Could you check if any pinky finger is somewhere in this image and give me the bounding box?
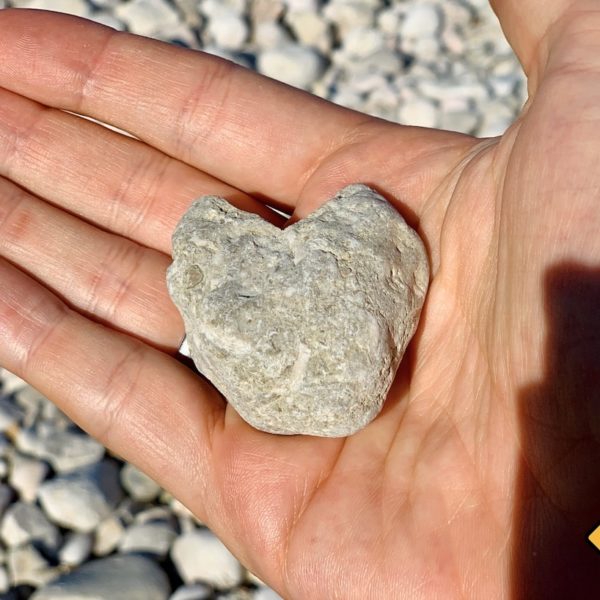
[0,257,223,517]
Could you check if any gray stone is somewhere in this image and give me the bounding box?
[254,587,284,600]
[31,555,170,600]
[7,543,59,587]
[15,426,104,473]
[38,461,123,532]
[0,483,14,519]
[169,584,212,600]
[0,396,23,432]
[0,564,8,594]
[1,502,61,554]
[167,184,429,437]
[120,463,161,503]
[118,522,176,558]
[170,529,244,588]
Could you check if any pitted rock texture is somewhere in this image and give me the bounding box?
[167,184,429,437]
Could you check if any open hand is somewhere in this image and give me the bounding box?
[0,4,598,597]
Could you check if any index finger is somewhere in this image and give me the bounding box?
[0,9,365,209]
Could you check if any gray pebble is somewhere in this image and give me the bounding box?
[16,426,104,473]
[12,0,90,16]
[169,583,212,600]
[171,529,244,588]
[167,185,429,437]
[118,522,176,558]
[7,543,58,587]
[0,397,23,433]
[1,502,61,554]
[38,461,123,532]
[31,555,170,600]
[120,463,161,503]
[114,0,180,37]
[0,564,8,594]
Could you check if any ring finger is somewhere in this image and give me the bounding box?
[0,176,182,350]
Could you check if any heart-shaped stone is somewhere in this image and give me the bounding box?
[167,184,429,437]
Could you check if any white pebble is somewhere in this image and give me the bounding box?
[58,532,93,567]
[253,21,291,49]
[323,0,374,35]
[0,565,8,594]
[258,46,325,89]
[169,584,212,600]
[94,515,125,556]
[401,3,441,38]
[341,27,385,59]
[0,370,28,394]
[11,0,89,17]
[399,97,438,128]
[254,587,284,600]
[114,0,180,37]
[171,529,244,588]
[286,11,331,52]
[7,543,58,587]
[9,453,49,502]
[209,12,248,51]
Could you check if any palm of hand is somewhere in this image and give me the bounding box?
[0,8,598,600]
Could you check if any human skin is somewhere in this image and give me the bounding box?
[0,3,598,598]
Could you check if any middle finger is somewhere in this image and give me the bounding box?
[0,87,286,255]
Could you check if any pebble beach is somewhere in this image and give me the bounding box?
[0,1,526,598]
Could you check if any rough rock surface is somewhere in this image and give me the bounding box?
[167,184,429,436]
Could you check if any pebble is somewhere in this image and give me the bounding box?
[0,457,7,478]
[0,565,8,594]
[0,397,23,432]
[118,522,177,558]
[254,587,284,600]
[257,45,325,89]
[253,21,291,49]
[114,0,180,37]
[209,12,248,51]
[12,0,90,17]
[7,543,58,587]
[31,555,170,600]
[401,3,442,39]
[341,27,385,59]
[93,515,125,556]
[120,463,161,503]
[38,460,123,532]
[0,370,28,395]
[399,97,439,128]
[0,484,14,518]
[169,583,212,600]
[286,11,331,52]
[16,426,105,473]
[58,532,93,567]
[171,529,244,588]
[1,502,61,555]
[9,452,49,502]
[323,1,375,35]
